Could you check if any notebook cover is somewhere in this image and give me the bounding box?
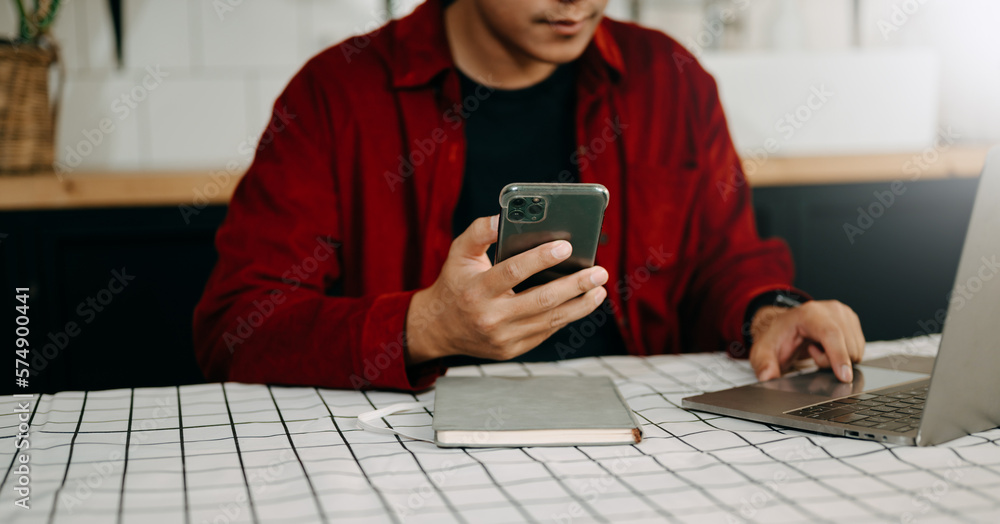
[431,376,641,436]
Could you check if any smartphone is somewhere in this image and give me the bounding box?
[495,183,610,292]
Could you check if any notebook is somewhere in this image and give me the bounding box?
[432,376,643,447]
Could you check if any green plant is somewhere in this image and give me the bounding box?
[12,0,62,41]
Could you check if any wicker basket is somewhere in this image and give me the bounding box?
[0,39,60,175]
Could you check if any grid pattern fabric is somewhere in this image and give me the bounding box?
[1,335,999,524]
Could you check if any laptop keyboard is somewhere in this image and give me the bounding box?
[786,384,928,434]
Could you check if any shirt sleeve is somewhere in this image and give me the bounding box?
[192,60,444,391]
[682,70,810,358]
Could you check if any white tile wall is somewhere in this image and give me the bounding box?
[742,0,854,51]
[252,73,299,135]
[71,0,118,71]
[0,2,12,28]
[57,75,146,172]
[306,0,386,52]
[644,0,855,53]
[859,0,939,47]
[147,77,249,169]
[123,0,193,70]
[858,0,1000,143]
[642,1,704,50]
[391,0,423,19]
[48,0,86,71]
[2,0,382,171]
[795,0,853,50]
[604,0,635,21]
[198,1,300,70]
[1,0,996,173]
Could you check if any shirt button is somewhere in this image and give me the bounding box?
[578,145,588,156]
[599,233,609,245]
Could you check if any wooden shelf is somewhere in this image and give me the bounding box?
[0,171,238,211]
[0,146,993,211]
[745,146,992,187]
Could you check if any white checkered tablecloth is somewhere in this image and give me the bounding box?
[2,335,999,524]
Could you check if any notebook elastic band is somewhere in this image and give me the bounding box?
[355,402,435,443]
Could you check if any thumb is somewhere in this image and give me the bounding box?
[452,215,499,258]
[751,343,781,382]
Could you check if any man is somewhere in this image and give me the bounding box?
[193,0,866,391]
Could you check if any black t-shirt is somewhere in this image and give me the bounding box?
[445,63,627,366]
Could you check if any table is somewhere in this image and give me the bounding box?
[2,336,998,524]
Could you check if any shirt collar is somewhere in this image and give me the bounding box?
[389,0,625,90]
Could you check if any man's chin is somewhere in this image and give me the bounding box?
[526,39,593,65]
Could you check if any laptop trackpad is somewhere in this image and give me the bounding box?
[751,365,930,399]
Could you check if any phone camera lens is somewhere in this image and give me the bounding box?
[511,198,525,207]
[509,210,525,220]
[527,204,543,215]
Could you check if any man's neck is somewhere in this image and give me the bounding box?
[444,0,558,90]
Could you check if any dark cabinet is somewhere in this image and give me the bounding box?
[2,206,227,394]
[753,178,978,342]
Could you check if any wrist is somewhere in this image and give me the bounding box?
[749,305,788,345]
[743,290,810,348]
[404,289,434,365]
[404,288,448,366]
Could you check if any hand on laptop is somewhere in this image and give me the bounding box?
[405,215,608,365]
[748,300,865,383]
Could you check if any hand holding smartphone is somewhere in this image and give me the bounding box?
[495,183,609,292]
[404,184,610,364]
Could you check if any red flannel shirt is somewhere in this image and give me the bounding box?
[192,0,799,391]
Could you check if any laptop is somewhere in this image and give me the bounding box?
[682,146,1000,446]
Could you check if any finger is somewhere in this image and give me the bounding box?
[508,266,609,320]
[827,302,866,364]
[842,304,868,365]
[834,304,867,365]
[802,318,853,382]
[783,340,813,373]
[451,215,499,259]
[808,343,830,368]
[483,240,573,295]
[750,342,782,382]
[789,339,812,362]
[849,309,866,362]
[519,285,607,336]
[835,308,861,370]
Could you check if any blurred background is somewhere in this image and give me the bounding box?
[2,0,999,171]
[1,0,998,393]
